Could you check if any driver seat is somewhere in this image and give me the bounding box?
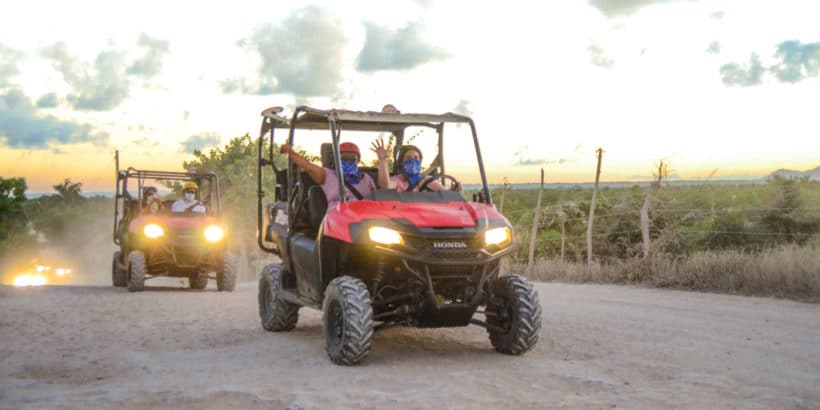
[306,186,327,234]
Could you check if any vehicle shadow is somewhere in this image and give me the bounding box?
[279,320,499,365]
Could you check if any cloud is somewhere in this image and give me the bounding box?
[0,88,108,148]
[357,22,448,72]
[452,99,472,116]
[127,33,170,78]
[720,53,764,87]
[40,35,169,111]
[513,146,575,167]
[226,7,345,97]
[719,40,820,87]
[588,0,685,17]
[706,41,720,54]
[770,40,820,84]
[588,43,614,68]
[41,43,129,110]
[130,136,160,147]
[0,44,24,87]
[180,132,221,153]
[36,93,59,108]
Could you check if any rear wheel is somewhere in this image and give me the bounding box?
[189,275,208,290]
[127,251,146,292]
[112,251,127,287]
[322,276,373,366]
[217,252,237,292]
[486,275,541,355]
[258,264,299,331]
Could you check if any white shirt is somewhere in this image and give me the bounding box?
[171,199,206,213]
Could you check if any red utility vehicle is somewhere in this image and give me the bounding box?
[256,106,541,365]
[112,156,236,292]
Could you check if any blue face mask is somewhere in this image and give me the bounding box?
[341,160,361,184]
[402,158,422,186]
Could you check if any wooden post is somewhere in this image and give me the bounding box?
[641,160,664,259]
[560,219,566,263]
[527,168,544,276]
[587,148,603,268]
[640,192,651,258]
[499,177,509,213]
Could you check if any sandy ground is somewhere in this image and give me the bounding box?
[1,280,818,410]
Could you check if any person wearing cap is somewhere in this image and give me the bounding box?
[279,141,376,209]
[171,181,206,213]
[141,186,164,215]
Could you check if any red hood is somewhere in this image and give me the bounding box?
[323,200,507,243]
[128,215,222,233]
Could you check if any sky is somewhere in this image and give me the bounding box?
[1,0,819,192]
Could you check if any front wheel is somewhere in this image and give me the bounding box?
[217,252,237,292]
[258,264,299,331]
[322,276,373,366]
[486,275,541,355]
[127,251,146,292]
[112,251,127,287]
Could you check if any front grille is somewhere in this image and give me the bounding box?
[404,235,482,259]
[406,236,482,251]
[171,228,201,245]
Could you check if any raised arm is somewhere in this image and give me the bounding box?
[370,136,396,189]
[280,143,326,185]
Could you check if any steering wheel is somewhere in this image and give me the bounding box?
[418,174,460,192]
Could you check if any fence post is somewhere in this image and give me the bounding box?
[499,177,510,213]
[640,192,651,258]
[527,168,544,276]
[587,148,603,268]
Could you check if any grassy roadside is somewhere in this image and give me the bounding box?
[511,245,820,301]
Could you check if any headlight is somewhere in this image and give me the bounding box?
[369,227,403,245]
[204,225,224,242]
[484,227,511,247]
[144,223,164,238]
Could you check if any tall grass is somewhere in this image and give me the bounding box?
[511,245,820,299]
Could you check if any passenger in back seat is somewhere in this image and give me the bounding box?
[280,142,376,209]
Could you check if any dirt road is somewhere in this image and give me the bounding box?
[1,280,818,409]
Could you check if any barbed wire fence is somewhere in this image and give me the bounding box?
[496,160,819,268]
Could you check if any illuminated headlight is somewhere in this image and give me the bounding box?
[369,227,403,245]
[14,274,46,287]
[204,226,224,242]
[144,223,164,238]
[55,268,71,276]
[484,227,511,247]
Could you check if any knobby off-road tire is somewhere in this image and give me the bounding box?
[217,252,237,292]
[322,276,373,366]
[127,250,146,292]
[487,274,541,355]
[258,264,299,331]
[112,251,127,287]
[189,275,208,290]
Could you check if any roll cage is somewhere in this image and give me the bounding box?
[113,152,221,245]
[256,106,494,254]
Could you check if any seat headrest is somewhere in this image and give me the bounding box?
[320,143,334,169]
